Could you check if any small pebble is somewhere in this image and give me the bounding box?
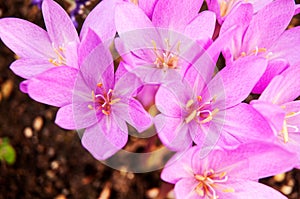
[51,161,59,170]
[24,127,33,138]
[167,190,175,198]
[33,116,43,131]
[281,185,293,195]
[47,147,55,157]
[146,188,159,198]
[127,172,134,180]
[54,194,66,199]
[98,183,111,199]
[273,173,285,182]
[46,170,56,180]
[1,79,14,99]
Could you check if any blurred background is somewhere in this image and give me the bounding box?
[0,0,300,198]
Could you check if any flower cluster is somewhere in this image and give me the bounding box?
[1,0,300,198]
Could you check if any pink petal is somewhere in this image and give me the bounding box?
[138,0,158,19]
[154,114,192,151]
[260,67,300,104]
[219,103,275,146]
[252,59,289,94]
[251,100,286,133]
[184,11,216,41]
[152,0,203,31]
[174,178,199,199]
[221,180,287,199]
[115,2,154,34]
[205,56,267,108]
[114,72,142,97]
[80,44,114,90]
[161,147,197,184]
[78,28,102,67]
[269,26,300,66]
[27,66,78,107]
[80,0,119,42]
[99,115,128,150]
[42,0,79,46]
[243,0,294,51]
[228,143,296,180]
[55,104,76,130]
[155,82,190,117]
[10,58,53,79]
[81,122,127,160]
[113,99,152,133]
[220,3,253,35]
[0,18,53,58]
[251,0,274,13]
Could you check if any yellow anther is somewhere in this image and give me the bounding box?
[88,104,93,110]
[102,110,110,116]
[240,52,247,57]
[110,98,121,105]
[197,96,202,102]
[151,40,157,51]
[223,188,235,193]
[219,172,227,179]
[97,83,103,88]
[185,110,197,123]
[186,99,194,108]
[91,90,95,101]
[282,120,289,143]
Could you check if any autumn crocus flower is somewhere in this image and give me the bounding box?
[154,56,272,152]
[251,66,300,167]
[55,43,152,160]
[161,143,296,199]
[219,0,300,93]
[114,1,220,84]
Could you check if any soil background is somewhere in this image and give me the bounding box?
[0,0,300,199]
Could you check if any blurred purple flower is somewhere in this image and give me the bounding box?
[161,143,296,199]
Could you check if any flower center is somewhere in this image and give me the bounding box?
[239,46,273,59]
[152,39,180,71]
[49,43,67,66]
[184,96,219,124]
[194,169,234,199]
[88,83,120,116]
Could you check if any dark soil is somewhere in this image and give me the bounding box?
[0,0,299,199]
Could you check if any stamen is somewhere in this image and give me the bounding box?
[185,110,197,123]
[97,83,103,88]
[186,99,194,108]
[194,169,233,198]
[197,96,202,102]
[281,120,289,143]
[88,104,93,110]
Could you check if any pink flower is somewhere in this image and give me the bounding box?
[154,56,272,152]
[219,0,300,93]
[55,43,152,160]
[0,0,119,106]
[251,66,300,167]
[161,143,296,199]
[114,1,221,84]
